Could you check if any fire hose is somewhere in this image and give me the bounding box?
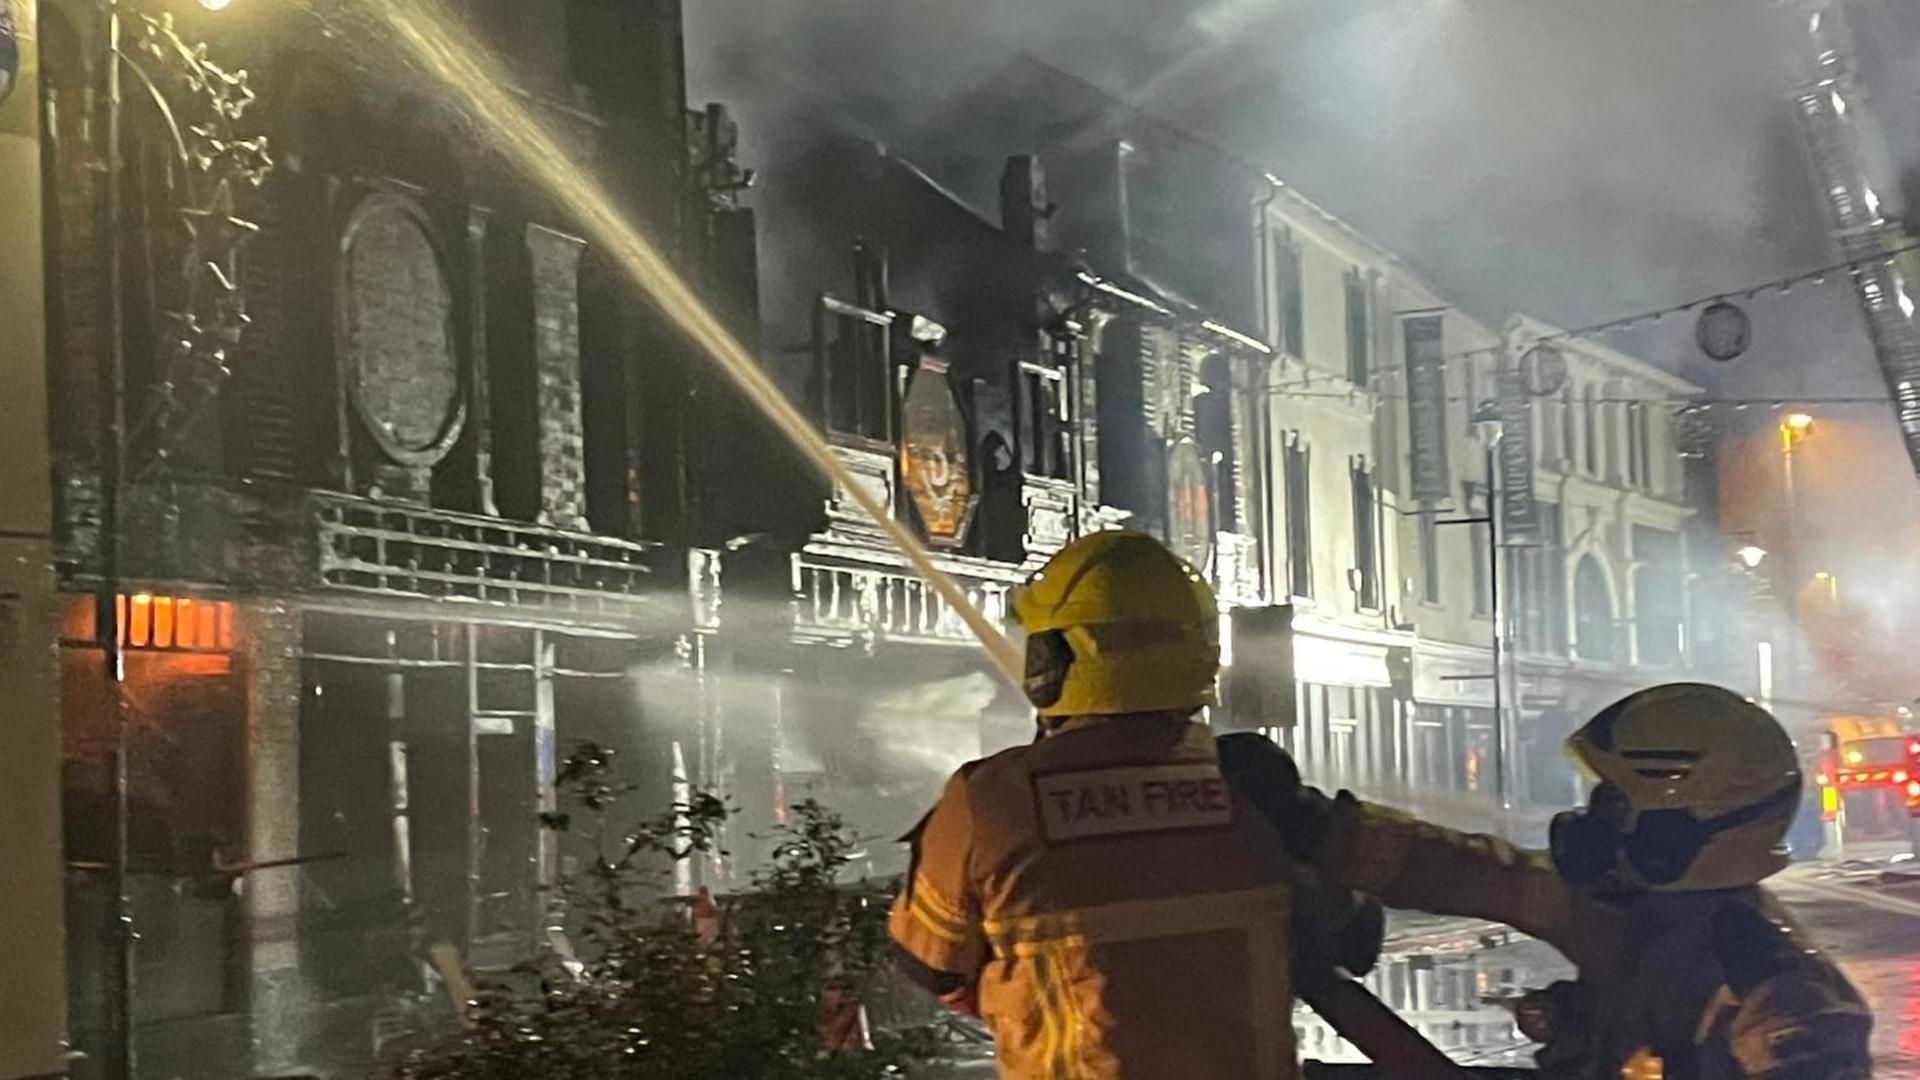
[1297,967,1527,1080]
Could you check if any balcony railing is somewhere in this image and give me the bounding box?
[314,492,664,617]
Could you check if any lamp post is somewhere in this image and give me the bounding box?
[1470,401,1510,816]
[1778,412,1814,719]
[99,4,134,1078]
[98,4,251,1076]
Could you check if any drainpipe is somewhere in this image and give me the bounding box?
[1252,176,1282,595]
[1253,174,1282,347]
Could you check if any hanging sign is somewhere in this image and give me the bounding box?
[1695,301,1751,361]
[1403,315,1451,505]
[1497,362,1540,543]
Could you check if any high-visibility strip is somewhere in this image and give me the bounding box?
[983,885,1289,955]
[912,875,972,930]
[1046,939,1093,1078]
[903,898,968,945]
[1028,944,1071,1080]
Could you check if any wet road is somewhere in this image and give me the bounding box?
[1776,863,1920,1076]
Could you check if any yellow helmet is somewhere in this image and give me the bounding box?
[1010,530,1219,717]
[1553,683,1802,891]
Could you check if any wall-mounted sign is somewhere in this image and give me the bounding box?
[1166,438,1213,571]
[1403,315,1451,505]
[1496,362,1540,543]
[899,356,977,547]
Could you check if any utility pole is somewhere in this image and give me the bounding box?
[99,2,137,1077]
[1431,427,1508,821]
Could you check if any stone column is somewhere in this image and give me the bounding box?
[527,225,589,530]
[237,602,309,1073]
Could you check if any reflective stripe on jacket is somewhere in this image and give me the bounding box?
[889,717,1309,1080]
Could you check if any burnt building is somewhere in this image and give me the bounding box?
[680,96,1290,874]
[34,0,755,1075]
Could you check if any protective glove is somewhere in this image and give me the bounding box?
[1215,731,1339,861]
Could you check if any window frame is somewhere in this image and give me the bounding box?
[1284,436,1313,601]
[1344,269,1370,386]
[1350,459,1380,611]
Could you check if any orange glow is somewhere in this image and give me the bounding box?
[128,595,152,647]
[70,594,237,651]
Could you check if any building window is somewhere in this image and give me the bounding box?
[1582,385,1598,476]
[1344,270,1370,386]
[1417,510,1441,604]
[1196,354,1236,531]
[1625,402,1642,487]
[815,296,891,443]
[1573,554,1616,662]
[1351,461,1379,610]
[1018,346,1072,480]
[1467,483,1490,618]
[1285,437,1312,599]
[1559,388,1576,466]
[1459,359,1478,440]
[1280,235,1305,361]
[1601,397,1618,481]
[1634,403,1654,490]
[1539,390,1559,470]
[1511,502,1566,655]
[1632,526,1684,665]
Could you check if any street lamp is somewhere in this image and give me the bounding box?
[1736,543,1768,570]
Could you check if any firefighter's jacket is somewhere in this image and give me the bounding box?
[889,716,1348,1080]
[1318,799,1874,1079]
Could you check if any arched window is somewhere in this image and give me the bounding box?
[1573,555,1616,662]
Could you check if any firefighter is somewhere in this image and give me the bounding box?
[1242,682,1874,1079]
[887,530,1377,1080]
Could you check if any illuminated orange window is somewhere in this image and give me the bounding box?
[67,594,236,651]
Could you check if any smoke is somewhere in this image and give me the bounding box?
[684,0,1914,427]
[681,0,1920,721]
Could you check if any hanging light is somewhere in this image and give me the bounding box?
[199,0,234,9]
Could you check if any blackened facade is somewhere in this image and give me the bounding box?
[36,1,754,1075]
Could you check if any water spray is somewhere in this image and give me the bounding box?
[363,0,1022,685]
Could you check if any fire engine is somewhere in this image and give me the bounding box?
[1813,715,1920,845]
